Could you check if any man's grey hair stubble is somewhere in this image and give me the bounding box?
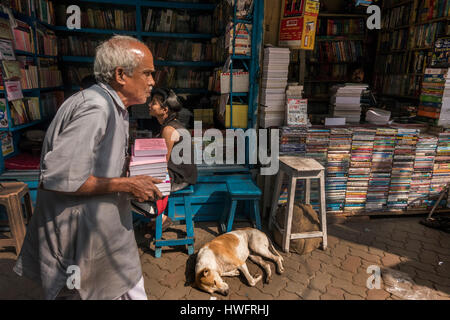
[94,35,145,84]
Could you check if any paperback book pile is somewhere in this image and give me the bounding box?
[387,128,418,210]
[259,47,290,128]
[279,126,307,156]
[417,68,450,126]
[285,85,307,127]
[326,128,352,214]
[330,83,368,124]
[306,128,330,212]
[344,128,375,212]
[408,134,438,210]
[130,139,171,197]
[366,128,397,211]
[430,131,450,208]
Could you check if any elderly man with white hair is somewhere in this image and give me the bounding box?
[13,35,161,300]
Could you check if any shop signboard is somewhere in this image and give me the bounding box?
[279,0,319,50]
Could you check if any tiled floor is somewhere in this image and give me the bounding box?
[1,216,449,300]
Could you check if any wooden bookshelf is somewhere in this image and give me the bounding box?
[373,0,450,100]
[301,8,373,112]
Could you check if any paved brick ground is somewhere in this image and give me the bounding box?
[1,216,449,300]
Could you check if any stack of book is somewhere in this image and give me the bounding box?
[408,134,438,210]
[306,128,330,212]
[285,85,307,127]
[430,131,450,207]
[279,126,307,156]
[387,128,419,210]
[225,22,251,55]
[130,139,171,197]
[330,84,368,124]
[344,128,375,212]
[12,20,34,53]
[417,68,450,125]
[366,128,397,211]
[259,47,290,128]
[326,128,352,214]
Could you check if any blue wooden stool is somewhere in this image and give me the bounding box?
[220,179,262,233]
[154,185,195,258]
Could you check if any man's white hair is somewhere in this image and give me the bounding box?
[94,35,146,84]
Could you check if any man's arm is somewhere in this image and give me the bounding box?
[65,175,163,202]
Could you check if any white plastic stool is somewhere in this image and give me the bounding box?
[269,156,327,252]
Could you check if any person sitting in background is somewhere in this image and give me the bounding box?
[132,88,197,232]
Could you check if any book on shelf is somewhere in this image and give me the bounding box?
[36,0,55,25]
[23,96,41,121]
[1,60,21,79]
[313,40,364,63]
[0,17,13,41]
[317,18,365,36]
[225,22,252,56]
[59,36,105,57]
[18,56,38,89]
[38,57,62,88]
[8,0,33,16]
[54,4,136,31]
[381,2,412,30]
[12,19,34,53]
[36,27,57,56]
[431,37,450,67]
[411,22,446,49]
[5,80,23,101]
[0,39,15,60]
[0,98,8,128]
[145,39,213,62]
[10,99,29,125]
[1,132,14,157]
[416,0,450,23]
[142,8,212,34]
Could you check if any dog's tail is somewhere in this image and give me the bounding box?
[267,236,284,262]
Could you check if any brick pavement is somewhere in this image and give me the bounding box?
[0,216,449,300]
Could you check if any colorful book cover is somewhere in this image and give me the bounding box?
[0,98,8,128]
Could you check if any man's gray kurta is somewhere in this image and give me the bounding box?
[14,83,142,300]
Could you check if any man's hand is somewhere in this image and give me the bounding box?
[126,175,163,202]
[70,175,163,201]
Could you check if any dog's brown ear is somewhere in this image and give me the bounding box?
[203,268,209,277]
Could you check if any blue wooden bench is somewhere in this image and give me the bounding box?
[154,185,195,258]
[220,179,262,233]
[152,171,262,258]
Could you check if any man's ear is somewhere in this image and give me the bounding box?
[114,67,126,85]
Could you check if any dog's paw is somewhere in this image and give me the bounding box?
[265,276,272,284]
[277,266,285,274]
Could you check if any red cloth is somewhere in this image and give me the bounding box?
[4,153,40,170]
[156,196,168,215]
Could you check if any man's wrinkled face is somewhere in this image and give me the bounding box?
[121,44,156,106]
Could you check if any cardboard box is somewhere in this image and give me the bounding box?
[220,72,249,94]
[226,104,248,128]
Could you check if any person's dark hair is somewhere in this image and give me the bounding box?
[81,75,97,89]
[151,88,182,115]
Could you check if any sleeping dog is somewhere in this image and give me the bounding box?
[194,228,284,295]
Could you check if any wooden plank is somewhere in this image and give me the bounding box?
[279,156,325,171]
[291,231,324,240]
[263,0,282,46]
[283,177,297,252]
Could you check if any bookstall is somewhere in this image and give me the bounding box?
[0,0,449,221]
[0,0,265,223]
[260,0,450,218]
